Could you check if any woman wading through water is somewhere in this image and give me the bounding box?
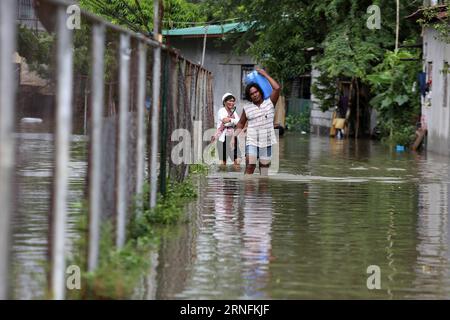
[232,68,280,175]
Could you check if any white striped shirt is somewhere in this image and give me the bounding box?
[244,98,277,148]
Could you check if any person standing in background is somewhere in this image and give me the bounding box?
[211,93,241,166]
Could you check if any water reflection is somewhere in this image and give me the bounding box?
[12,133,87,299]
[156,177,274,299]
[240,178,273,299]
[412,151,450,299]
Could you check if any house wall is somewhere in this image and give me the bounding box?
[167,37,255,124]
[310,67,334,135]
[423,28,450,156]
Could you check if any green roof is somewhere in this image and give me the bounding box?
[163,22,249,36]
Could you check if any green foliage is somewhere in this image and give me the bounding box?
[189,163,210,174]
[145,180,197,225]
[310,71,339,112]
[68,179,197,299]
[17,25,55,79]
[132,180,197,228]
[18,0,205,81]
[309,1,420,112]
[366,50,421,146]
[203,0,421,89]
[286,108,311,133]
[80,0,153,33]
[206,0,322,84]
[390,125,417,147]
[79,0,206,33]
[17,23,115,81]
[68,219,155,299]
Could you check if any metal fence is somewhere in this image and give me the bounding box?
[0,0,213,300]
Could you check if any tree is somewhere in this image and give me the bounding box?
[417,0,450,43]
[366,49,421,145]
[79,0,206,34]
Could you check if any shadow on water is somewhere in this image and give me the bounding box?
[153,133,450,299]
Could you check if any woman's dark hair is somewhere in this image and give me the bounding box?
[244,83,263,102]
[223,95,235,106]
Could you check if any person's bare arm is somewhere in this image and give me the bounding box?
[234,110,247,134]
[256,68,281,105]
[230,110,247,148]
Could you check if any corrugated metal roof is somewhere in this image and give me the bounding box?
[163,22,249,36]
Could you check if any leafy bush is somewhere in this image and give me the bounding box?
[189,163,209,174]
[68,179,198,299]
[390,125,416,147]
[286,108,310,133]
[367,50,421,146]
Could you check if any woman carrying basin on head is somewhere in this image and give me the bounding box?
[232,68,281,176]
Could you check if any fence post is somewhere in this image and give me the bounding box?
[136,41,147,215]
[150,0,162,208]
[159,53,169,196]
[88,23,105,272]
[50,4,74,300]
[0,0,17,300]
[116,33,131,249]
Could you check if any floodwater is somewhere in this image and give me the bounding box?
[11,132,87,299]
[11,132,450,299]
[153,134,450,300]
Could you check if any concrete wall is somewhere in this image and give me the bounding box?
[310,67,333,135]
[423,28,450,156]
[167,37,255,123]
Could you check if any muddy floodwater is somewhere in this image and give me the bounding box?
[12,132,450,299]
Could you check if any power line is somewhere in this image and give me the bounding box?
[162,18,241,29]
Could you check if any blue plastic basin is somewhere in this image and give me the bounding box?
[245,71,273,100]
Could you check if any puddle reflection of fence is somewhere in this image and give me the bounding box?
[0,0,213,299]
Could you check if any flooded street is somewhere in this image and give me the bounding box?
[154,133,450,299]
[11,132,450,299]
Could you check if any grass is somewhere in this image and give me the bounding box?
[67,178,199,299]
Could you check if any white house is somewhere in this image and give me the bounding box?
[409,1,450,155]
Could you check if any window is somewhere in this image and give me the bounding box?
[241,65,255,99]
